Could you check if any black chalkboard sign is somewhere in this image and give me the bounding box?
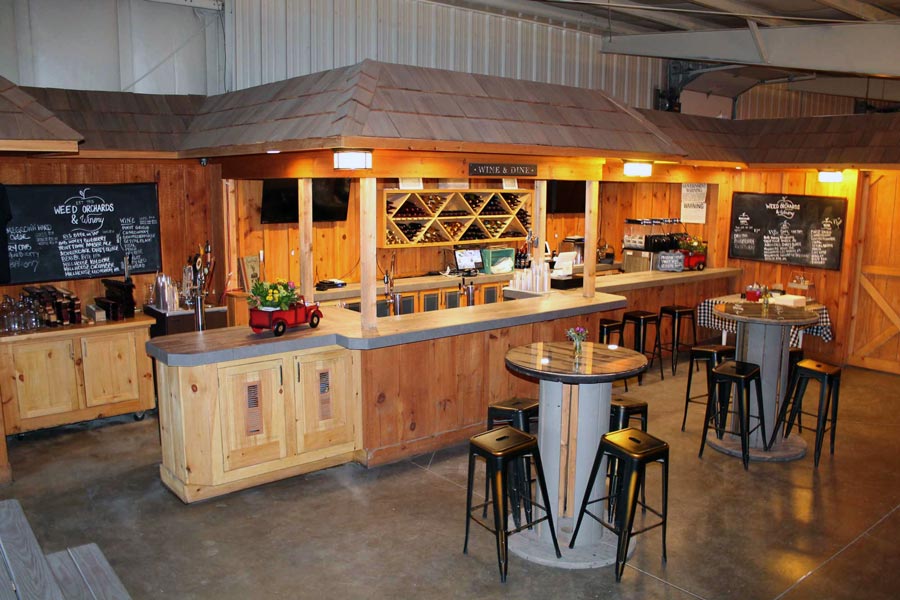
[3,183,161,284]
[728,192,846,270]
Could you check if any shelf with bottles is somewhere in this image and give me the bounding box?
[382,189,532,247]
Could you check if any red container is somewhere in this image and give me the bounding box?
[249,297,323,336]
[745,289,762,302]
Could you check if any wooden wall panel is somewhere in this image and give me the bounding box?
[360,273,733,465]
[0,157,220,308]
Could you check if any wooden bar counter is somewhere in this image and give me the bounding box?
[147,268,740,503]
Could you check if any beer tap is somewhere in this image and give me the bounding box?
[384,252,400,316]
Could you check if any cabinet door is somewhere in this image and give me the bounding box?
[218,359,288,472]
[421,290,441,312]
[442,289,461,309]
[480,283,502,304]
[11,340,80,419]
[81,332,140,407]
[293,351,354,453]
[399,293,417,315]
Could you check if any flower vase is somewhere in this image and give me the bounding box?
[573,338,583,357]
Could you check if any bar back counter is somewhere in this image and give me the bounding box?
[146,268,739,502]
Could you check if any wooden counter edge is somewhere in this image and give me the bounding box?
[0,315,153,345]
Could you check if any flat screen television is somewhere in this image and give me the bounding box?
[547,180,586,213]
[260,178,351,223]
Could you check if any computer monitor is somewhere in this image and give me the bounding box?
[454,248,484,271]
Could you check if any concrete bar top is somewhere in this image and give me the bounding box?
[147,290,628,367]
[505,267,741,299]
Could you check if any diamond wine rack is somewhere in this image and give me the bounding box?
[382,189,532,247]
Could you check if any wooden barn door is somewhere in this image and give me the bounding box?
[847,172,900,375]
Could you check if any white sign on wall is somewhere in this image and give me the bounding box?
[681,183,708,224]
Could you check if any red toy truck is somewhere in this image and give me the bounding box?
[249,297,323,336]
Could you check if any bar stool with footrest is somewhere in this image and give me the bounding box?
[569,428,669,582]
[484,398,540,527]
[622,310,664,384]
[699,360,769,470]
[658,305,698,375]
[771,359,841,467]
[784,347,805,431]
[464,426,561,582]
[609,397,649,517]
[598,318,625,345]
[599,318,628,391]
[682,344,735,431]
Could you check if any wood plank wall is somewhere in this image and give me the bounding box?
[0,157,223,306]
[361,272,734,465]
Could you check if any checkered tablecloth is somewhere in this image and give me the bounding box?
[697,294,833,347]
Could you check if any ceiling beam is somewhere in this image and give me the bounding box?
[815,0,899,21]
[602,22,900,77]
[685,1,789,27]
[428,0,655,34]
[551,0,717,30]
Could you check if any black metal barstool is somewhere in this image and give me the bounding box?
[599,318,629,391]
[623,310,663,384]
[598,318,625,345]
[699,360,769,470]
[658,305,698,375]
[784,347,805,431]
[464,426,561,582]
[610,397,648,432]
[569,428,669,582]
[682,344,735,431]
[609,397,649,514]
[484,398,540,527]
[773,359,841,467]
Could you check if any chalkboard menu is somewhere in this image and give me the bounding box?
[3,183,162,284]
[728,192,846,270]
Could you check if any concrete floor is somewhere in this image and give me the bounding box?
[2,363,899,599]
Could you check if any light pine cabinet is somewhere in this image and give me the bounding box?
[0,319,154,435]
[293,350,354,453]
[158,345,361,503]
[218,358,288,472]
[81,331,142,407]
[9,339,80,419]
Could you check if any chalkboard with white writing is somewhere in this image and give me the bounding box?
[728,192,846,270]
[3,183,161,284]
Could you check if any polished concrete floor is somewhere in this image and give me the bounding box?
[1,363,899,599]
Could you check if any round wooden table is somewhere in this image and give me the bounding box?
[712,302,818,461]
[504,341,647,569]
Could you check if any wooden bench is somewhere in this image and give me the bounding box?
[0,499,131,599]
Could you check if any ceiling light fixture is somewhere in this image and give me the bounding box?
[333,150,373,170]
[817,170,843,183]
[266,149,281,154]
[623,162,652,177]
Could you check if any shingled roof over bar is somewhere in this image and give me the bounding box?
[23,86,205,153]
[180,60,685,159]
[7,59,900,167]
[0,76,81,153]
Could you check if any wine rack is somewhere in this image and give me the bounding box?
[382,189,531,247]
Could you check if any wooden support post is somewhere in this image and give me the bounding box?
[297,179,314,300]
[359,177,378,333]
[583,180,599,298]
[222,179,238,292]
[533,180,548,267]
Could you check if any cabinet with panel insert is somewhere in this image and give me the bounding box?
[382,189,531,247]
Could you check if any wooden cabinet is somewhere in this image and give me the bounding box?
[218,358,288,472]
[293,350,354,453]
[0,318,154,435]
[383,189,531,247]
[158,345,361,503]
[478,282,503,305]
[8,339,80,419]
[81,332,142,407]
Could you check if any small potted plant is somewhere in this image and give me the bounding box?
[247,279,323,336]
[677,234,707,271]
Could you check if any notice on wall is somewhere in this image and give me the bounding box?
[681,183,708,224]
[4,183,162,284]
